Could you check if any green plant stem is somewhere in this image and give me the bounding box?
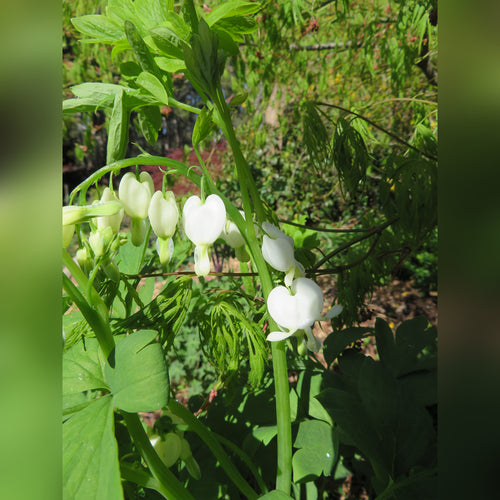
[212,83,293,494]
[120,462,170,498]
[167,400,259,500]
[212,85,293,494]
[121,411,195,500]
[62,250,115,358]
[212,431,268,495]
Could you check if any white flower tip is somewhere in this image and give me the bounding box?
[325,304,343,319]
[266,331,294,342]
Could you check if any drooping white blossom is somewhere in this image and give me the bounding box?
[266,277,322,352]
[261,221,304,286]
[118,171,155,246]
[149,190,179,264]
[149,191,179,239]
[118,172,154,220]
[183,194,226,276]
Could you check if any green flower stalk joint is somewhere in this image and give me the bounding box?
[261,222,305,286]
[183,194,226,277]
[118,171,155,246]
[148,190,179,265]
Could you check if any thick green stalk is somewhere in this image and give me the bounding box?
[121,412,195,500]
[212,87,293,493]
[167,400,259,500]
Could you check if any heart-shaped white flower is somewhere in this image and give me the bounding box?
[261,221,305,286]
[183,194,226,246]
[118,171,154,220]
[266,277,324,343]
[183,194,226,276]
[149,190,179,239]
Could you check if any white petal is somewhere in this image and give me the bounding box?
[262,235,295,272]
[325,304,343,319]
[149,191,179,239]
[290,278,324,329]
[266,330,295,342]
[119,172,152,219]
[262,222,294,246]
[183,194,226,245]
[267,285,301,331]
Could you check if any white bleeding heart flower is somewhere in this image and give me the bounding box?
[266,277,324,351]
[222,211,246,249]
[183,194,226,277]
[118,172,154,220]
[149,190,179,264]
[149,191,179,239]
[261,221,305,286]
[118,171,154,246]
[95,187,124,234]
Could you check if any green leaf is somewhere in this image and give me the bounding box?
[63,395,123,499]
[106,88,130,165]
[192,106,214,146]
[332,117,369,195]
[155,56,186,74]
[258,491,294,500]
[252,425,277,446]
[316,387,389,472]
[322,326,373,366]
[292,419,335,482]
[150,26,186,60]
[374,318,399,376]
[113,277,193,348]
[136,105,161,145]
[105,330,169,412]
[63,337,108,400]
[136,71,169,104]
[134,0,168,28]
[71,15,124,42]
[115,238,144,274]
[204,0,261,26]
[125,20,166,85]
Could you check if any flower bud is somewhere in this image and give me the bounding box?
[148,191,179,239]
[76,247,94,275]
[88,226,114,259]
[118,171,154,220]
[95,187,124,234]
[222,212,246,249]
[151,432,183,468]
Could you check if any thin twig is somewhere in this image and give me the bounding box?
[278,218,369,233]
[315,101,438,162]
[311,217,399,271]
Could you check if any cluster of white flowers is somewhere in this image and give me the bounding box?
[63,171,236,278]
[261,222,342,352]
[62,171,342,353]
